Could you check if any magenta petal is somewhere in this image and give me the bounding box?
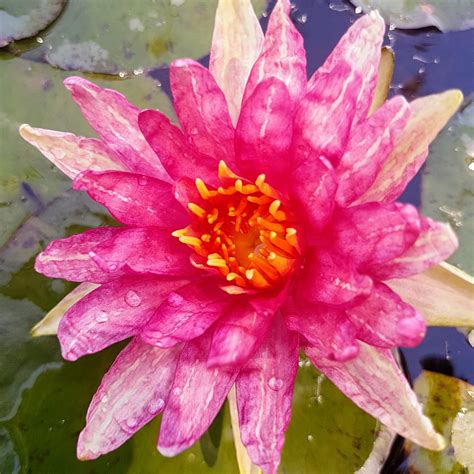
[370,218,458,280]
[346,282,426,348]
[35,227,125,283]
[331,202,421,269]
[305,343,445,450]
[58,276,188,361]
[158,334,238,456]
[138,109,219,185]
[170,59,235,163]
[63,77,169,181]
[290,152,337,231]
[141,278,229,348]
[89,227,195,277]
[335,96,411,207]
[236,315,299,473]
[77,338,181,459]
[243,0,306,107]
[74,170,187,228]
[235,78,293,186]
[298,249,372,307]
[284,301,359,361]
[207,301,273,368]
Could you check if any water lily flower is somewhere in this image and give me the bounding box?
[20,0,470,472]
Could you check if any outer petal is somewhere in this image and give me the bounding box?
[58,276,188,360]
[63,77,169,181]
[74,170,187,228]
[370,218,458,280]
[243,0,306,106]
[236,315,299,474]
[345,282,426,348]
[297,249,372,307]
[387,262,474,327]
[356,90,463,204]
[31,282,100,337]
[35,227,125,283]
[141,278,230,348]
[138,109,219,185]
[330,202,421,270]
[235,78,293,186]
[78,338,181,460]
[209,0,264,124]
[89,227,195,277]
[305,342,445,451]
[170,59,235,163]
[158,333,238,456]
[335,96,411,207]
[19,125,126,179]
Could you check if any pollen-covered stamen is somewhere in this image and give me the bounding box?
[173,161,301,290]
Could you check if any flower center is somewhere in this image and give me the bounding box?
[173,161,301,291]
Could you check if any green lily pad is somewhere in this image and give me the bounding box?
[0,0,66,47]
[18,0,266,75]
[421,95,474,276]
[350,0,474,32]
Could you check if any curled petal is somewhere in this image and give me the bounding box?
[141,278,229,348]
[19,125,126,179]
[74,170,187,228]
[243,0,307,106]
[305,342,446,451]
[235,78,293,187]
[370,218,458,280]
[345,282,426,348]
[209,0,264,124]
[357,90,463,204]
[58,276,188,360]
[78,338,181,460]
[63,77,169,181]
[368,46,394,115]
[158,333,238,456]
[138,109,219,185]
[236,315,299,473]
[35,227,125,283]
[170,59,235,163]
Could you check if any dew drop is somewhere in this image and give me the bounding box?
[468,159,474,172]
[189,127,198,135]
[172,387,182,397]
[354,6,362,13]
[125,290,142,307]
[138,176,148,186]
[36,37,44,44]
[126,418,138,429]
[108,263,118,271]
[101,394,109,403]
[147,398,165,414]
[307,434,314,442]
[268,377,284,391]
[167,292,184,307]
[95,311,109,323]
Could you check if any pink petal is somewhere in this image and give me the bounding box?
[345,281,426,348]
[290,152,337,231]
[58,276,188,361]
[305,342,445,451]
[158,333,238,456]
[330,202,421,270]
[284,299,359,361]
[370,218,458,280]
[235,78,293,186]
[19,125,126,179]
[78,338,181,459]
[297,249,373,307]
[243,0,306,107]
[138,109,219,185]
[35,227,125,283]
[173,177,202,210]
[236,315,299,473]
[74,170,188,228]
[335,96,411,207]
[209,0,264,124]
[170,59,235,164]
[63,77,169,181]
[141,278,229,348]
[307,12,385,125]
[356,90,463,204]
[89,227,195,277]
[207,301,273,368]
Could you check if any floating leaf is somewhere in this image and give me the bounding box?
[350,0,474,32]
[0,0,66,47]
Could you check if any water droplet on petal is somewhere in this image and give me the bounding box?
[108,263,118,271]
[126,418,138,429]
[101,394,109,403]
[125,290,142,307]
[189,127,198,135]
[138,176,148,186]
[95,311,109,323]
[167,292,184,307]
[172,387,182,397]
[147,398,165,414]
[268,377,284,391]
